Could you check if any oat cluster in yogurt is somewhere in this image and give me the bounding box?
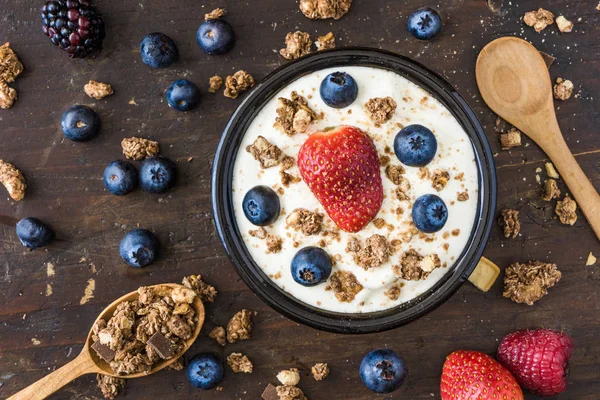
[232,66,479,314]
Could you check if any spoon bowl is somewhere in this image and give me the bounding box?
[9,284,205,400]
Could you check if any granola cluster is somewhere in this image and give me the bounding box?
[555,196,577,225]
[383,282,403,301]
[209,326,226,346]
[555,16,573,33]
[280,31,313,60]
[393,249,441,281]
[364,97,397,127]
[226,309,253,343]
[277,368,301,386]
[274,91,318,135]
[84,80,114,100]
[246,136,283,168]
[385,164,406,185]
[431,170,450,191]
[121,137,160,161]
[96,374,126,399]
[205,7,225,20]
[181,274,218,303]
[0,43,23,109]
[553,78,574,101]
[0,81,17,109]
[523,8,555,32]
[286,208,323,235]
[227,352,254,373]
[250,227,284,253]
[208,75,224,93]
[327,270,363,302]
[347,234,392,270]
[499,209,520,238]
[299,0,352,20]
[224,70,255,99]
[542,179,561,201]
[503,261,562,305]
[0,159,26,201]
[311,363,329,381]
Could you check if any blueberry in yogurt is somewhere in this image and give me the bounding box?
[196,19,235,55]
[412,194,448,233]
[320,72,358,108]
[186,353,224,390]
[291,247,332,286]
[393,124,437,167]
[166,79,201,112]
[408,7,442,40]
[242,185,280,226]
[360,349,408,393]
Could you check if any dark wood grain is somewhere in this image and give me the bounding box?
[0,0,598,399]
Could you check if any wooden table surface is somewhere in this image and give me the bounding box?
[1,0,598,399]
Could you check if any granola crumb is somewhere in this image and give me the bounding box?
[384,283,402,301]
[96,374,126,399]
[182,274,218,303]
[121,137,159,161]
[286,208,323,235]
[372,218,386,229]
[224,70,255,99]
[523,8,555,33]
[393,249,441,280]
[84,80,114,100]
[249,227,268,240]
[379,155,391,167]
[553,78,574,100]
[276,385,307,400]
[277,368,301,386]
[315,32,336,50]
[327,270,363,302]
[209,326,226,346]
[208,75,224,93]
[500,128,522,150]
[355,234,391,270]
[364,97,397,127]
[586,252,597,266]
[0,159,26,201]
[205,8,225,20]
[555,15,573,33]
[280,170,301,187]
[227,352,253,373]
[274,91,317,135]
[542,179,561,201]
[395,176,412,201]
[451,229,460,236]
[266,233,283,253]
[431,170,450,191]
[545,162,560,179]
[246,136,282,168]
[0,42,24,83]
[280,31,312,60]
[299,0,352,20]
[226,309,253,343]
[311,363,329,381]
[555,196,577,225]
[457,191,469,201]
[385,164,406,185]
[0,81,17,109]
[499,209,520,238]
[503,261,561,305]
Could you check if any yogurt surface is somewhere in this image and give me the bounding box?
[231,66,479,313]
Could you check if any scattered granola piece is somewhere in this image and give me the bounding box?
[226,309,253,343]
[393,249,441,280]
[281,155,295,170]
[555,16,573,32]
[315,32,336,50]
[384,283,402,301]
[545,162,560,179]
[553,78,574,100]
[0,81,17,109]
[372,218,386,229]
[0,160,26,201]
[280,31,312,60]
[208,75,224,93]
[277,368,301,386]
[246,136,282,168]
[468,257,501,292]
[395,176,411,201]
[299,0,352,20]
[364,97,397,127]
[311,363,329,381]
[96,374,126,400]
[266,233,283,253]
[250,227,268,239]
[276,385,307,400]
[84,80,114,100]
[457,191,469,201]
[205,8,225,20]
[498,209,520,239]
[523,8,555,33]
[224,70,255,99]
[0,43,23,83]
[182,274,218,303]
[355,234,391,270]
[327,270,363,302]
[227,352,254,373]
[586,252,597,266]
[555,196,577,225]
[385,164,405,185]
[280,170,301,187]
[503,261,561,305]
[274,91,317,135]
[431,170,450,191]
[286,208,323,235]
[542,179,561,201]
[121,137,159,161]
[209,326,227,346]
[500,128,522,150]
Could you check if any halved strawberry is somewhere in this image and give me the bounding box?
[441,350,524,400]
[297,125,383,233]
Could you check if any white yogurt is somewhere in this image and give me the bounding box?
[231,66,479,313]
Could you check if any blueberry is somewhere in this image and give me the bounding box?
[103,160,138,195]
[291,247,332,286]
[166,79,201,112]
[139,156,176,193]
[186,353,224,390]
[319,72,359,108]
[242,185,280,226]
[393,124,437,167]
[16,218,55,250]
[140,32,178,69]
[360,349,408,394]
[61,105,100,142]
[412,194,448,233]
[119,228,158,268]
[196,19,235,55]
[407,7,442,40]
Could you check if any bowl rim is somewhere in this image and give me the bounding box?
[211,47,497,334]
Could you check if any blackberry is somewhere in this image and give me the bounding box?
[41,0,105,58]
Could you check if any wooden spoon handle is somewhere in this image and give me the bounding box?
[8,352,98,400]
[542,132,600,240]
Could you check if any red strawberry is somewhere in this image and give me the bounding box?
[497,329,574,397]
[441,350,524,400]
[297,125,383,233]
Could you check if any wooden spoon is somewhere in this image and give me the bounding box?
[476,37,600,240]
[8,284,205,400]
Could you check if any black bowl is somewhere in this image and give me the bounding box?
[211,48,497,334]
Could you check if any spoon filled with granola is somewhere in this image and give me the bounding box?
[8,283,205,400]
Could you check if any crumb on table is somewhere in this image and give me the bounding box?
[208,75,224,93]
[277,368,301,386]
[96,374,126,400]
[299,0,352,20]
[555,196,577,225]
[523,8,554,33]
[311,363,329,381]
[280,31,312,60]
[0,81,17,109]
[121,137,159,161]
[0,42,24,83]
[553,78,574,100]
[224,70,255,99]
[0,159,26,200]
[542,179,561,201]
[555,15,573,33]
[227,352,253,373]
[205,8,225,20]
[226,309,253,343]
[315,32,336,50]
[84,80,114,100]
[500,128,522,150]
[503,260,561,305]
